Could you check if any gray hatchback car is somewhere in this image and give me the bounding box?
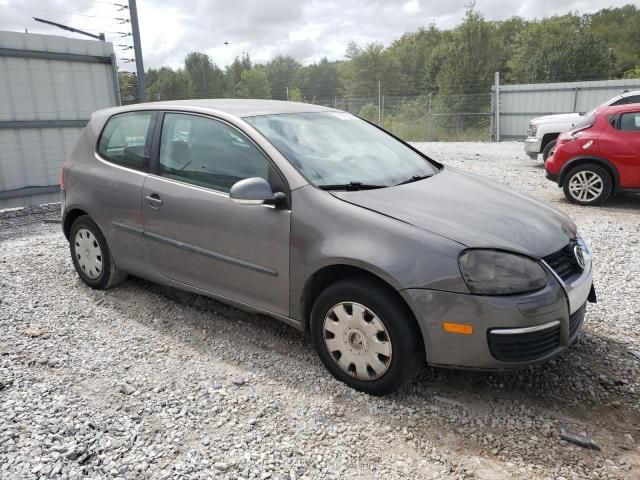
[62,99,596,395]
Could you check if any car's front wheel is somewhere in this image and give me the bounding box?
[69,215,127,289]
[310,277,423,395]
[563,164,612,206]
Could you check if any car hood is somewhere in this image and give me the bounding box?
[330,168,576,259]
[532,112,582,124]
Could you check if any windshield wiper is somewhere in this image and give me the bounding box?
[318,181,387,191]
[395,174,432,186]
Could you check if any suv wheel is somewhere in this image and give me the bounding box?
[310,277,423,395]
[542,139,557,161]
[563,164,612,206]
[69,215,127,289]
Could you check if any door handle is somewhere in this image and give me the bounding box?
[145,194,163,208]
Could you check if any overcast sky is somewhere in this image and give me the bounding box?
[0,0,634,72]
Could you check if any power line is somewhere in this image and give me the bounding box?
[0,4,125,20]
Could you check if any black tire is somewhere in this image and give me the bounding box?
[562,164,613,206]
[542,139,557,161]
[69,215,127,289]
[310,276,424,396]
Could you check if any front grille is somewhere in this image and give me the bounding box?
[543,241,583,281]
[569,303,586,340]
[488,322,561,362]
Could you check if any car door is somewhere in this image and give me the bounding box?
[90,111,157,274]
[141,112,291,316]
[607,111,640,187]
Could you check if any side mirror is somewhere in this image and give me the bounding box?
[230,177,287,207]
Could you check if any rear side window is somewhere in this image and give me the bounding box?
[97,112,154,171]
[619,112,640,132]
[611,95,640,106]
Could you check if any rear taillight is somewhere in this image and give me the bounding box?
[60,161,67,190]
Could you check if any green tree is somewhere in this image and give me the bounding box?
[265,55,301,100]
[624,66,640,79]
[507,14,614,83]
[293,57,341,103]
[184,52,225,98]
[287,87,304,102]
[225,53,252,96]
[387,25,445,92]
[340,42,406,99]
[589,5,640,77]
[146,67,193,101]
[436,8,503,96]
[235,68,271,98]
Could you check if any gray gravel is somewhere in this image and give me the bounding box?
[1,142,639,479]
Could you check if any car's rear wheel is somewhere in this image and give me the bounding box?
[563,164,612,206]
[310,277,423,395]
[69,215,127,289]
[542,139,557,161]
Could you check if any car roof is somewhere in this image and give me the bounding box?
[599,103,640,115]
[94,99,337,119]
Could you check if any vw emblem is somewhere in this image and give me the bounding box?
[573,245,586,270]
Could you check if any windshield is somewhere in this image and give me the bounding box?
[572,111,596,131]
[245,112,438,188]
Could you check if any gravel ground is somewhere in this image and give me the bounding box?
[1,142,639,480]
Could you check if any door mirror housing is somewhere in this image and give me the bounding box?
[230,177,287,207]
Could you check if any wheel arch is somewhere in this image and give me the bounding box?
[63,207,90,239]
[558,156,620,189]
[541,132,559,151]
[300,264,416,335]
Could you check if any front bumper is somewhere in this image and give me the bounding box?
[402,254,593,370]
[524,137,542,157]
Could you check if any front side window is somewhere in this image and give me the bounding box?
[619,112,640,132]
[245,112,438,189]
[159,113,270,193]
[97,112,154,171]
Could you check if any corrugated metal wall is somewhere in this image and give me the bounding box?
[0,31,119,209]
[496,78,640,140]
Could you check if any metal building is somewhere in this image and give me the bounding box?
[0,31,120,209]
[494,78,640,140]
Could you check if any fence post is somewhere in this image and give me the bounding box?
[494,71,500,142]
[378,81,382,125]
[426,92,433,142]
[572,87,580,112]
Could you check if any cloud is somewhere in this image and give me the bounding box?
[0,0,633,71]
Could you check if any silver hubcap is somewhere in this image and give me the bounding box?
[74,228,103,280]
[568,171,603,202]
[322,302,392,380]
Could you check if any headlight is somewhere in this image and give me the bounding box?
[527,123,537,137]
[458,250,547,295]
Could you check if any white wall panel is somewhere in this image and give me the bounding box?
[0,31,119,208]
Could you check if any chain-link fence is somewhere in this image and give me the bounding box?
[304,92,493,142]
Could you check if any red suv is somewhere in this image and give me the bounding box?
[545,104,640,205]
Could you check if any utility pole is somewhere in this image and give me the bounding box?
[129,0,146,102]
[286,86,289,101]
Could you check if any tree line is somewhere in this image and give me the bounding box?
[118,5,640,140]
